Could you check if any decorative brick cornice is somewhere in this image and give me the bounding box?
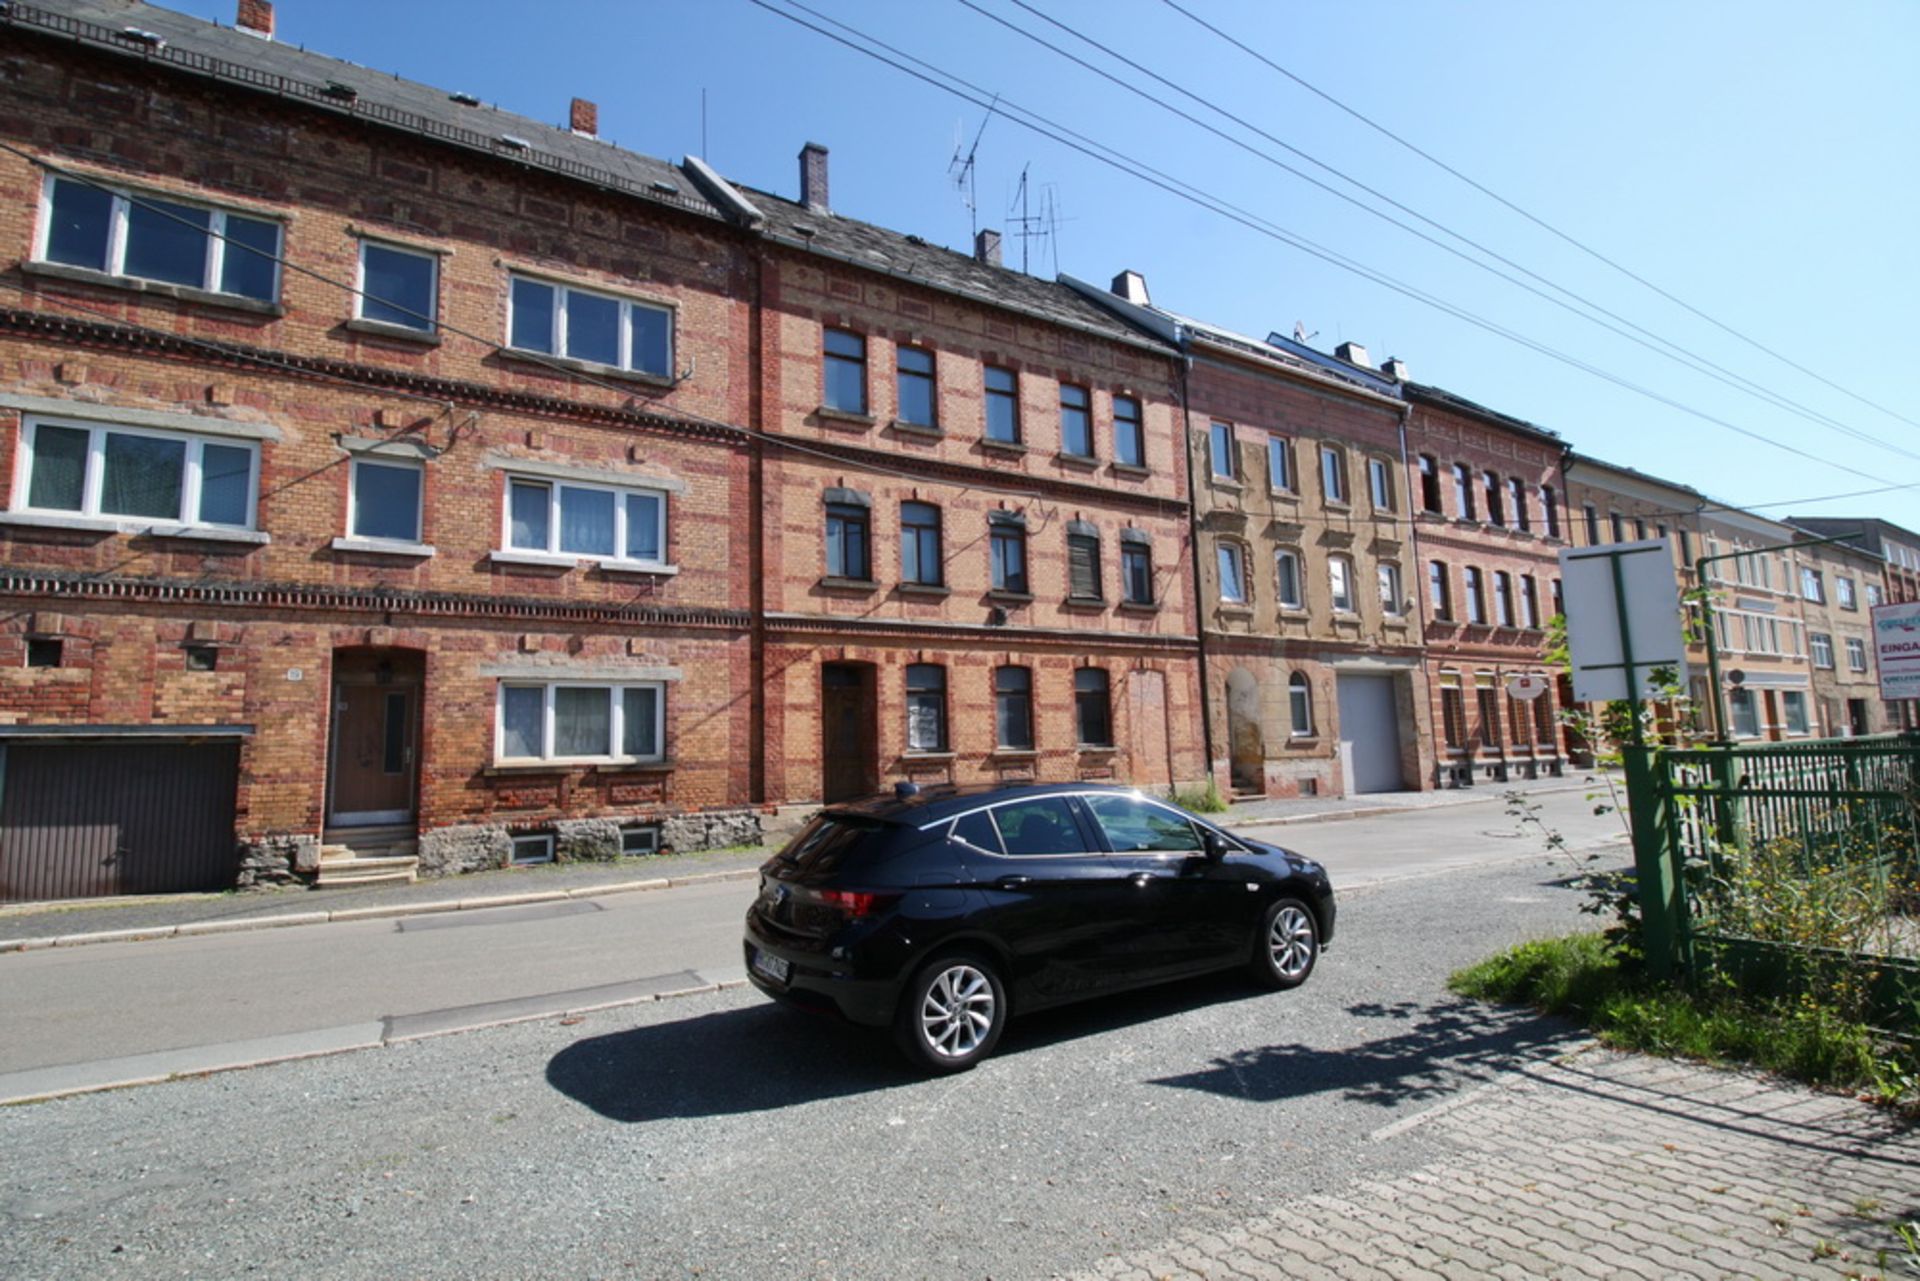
[0,306,746,445]
[0,568,750,631]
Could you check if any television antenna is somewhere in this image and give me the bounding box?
[948,101,996,239]
[1008,165,1064,276]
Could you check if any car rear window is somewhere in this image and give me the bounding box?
[778,814,891,877]
[949,809,1002,854]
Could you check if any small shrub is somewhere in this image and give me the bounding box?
[1170,778,1229,814]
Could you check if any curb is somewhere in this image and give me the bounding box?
[1230,778,1597,832]
[0,867,760,956]
[0,973,750,1107]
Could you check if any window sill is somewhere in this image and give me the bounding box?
[1116,599,1160,614]
[486,549,678,576]
[1110,462,1150,479]
[1269,488,1300,502]
[987,589,1034,604]
[990,748,1038,760]
[813,405,876,429]
[1324,500,1352,513]
[818,575,879,593]
[1209,476,1243,491]
[1054,451,1100,470]
[345,316,442,346]
[887,419,942,439]
[1063,595,1107,611]
[590,759,674,775]
[330,536,436,558]
[1278,604,1308,616]
[1216,602,1253,616]
[896,581,951,598]
[1076,744,1117,754]
[21,260,285,317]
[500,348,675,388]
[980,437,1028,455]
[902,750,957,762]
[0,511,270,544]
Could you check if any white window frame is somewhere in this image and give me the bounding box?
[36,173,283,302]
[12,414,261,534]
[506,273,675,377]
[1267,435,1294,492]
[1810,632,1834,669]
[1217,542,1247,604]
[1275,549,1303,609]
[1836,576,1857,610]
[495,680,667,765]
[347,456,425,546]
[1329,553,1355,613]
[510,833,556,865]
[355,239,439,332]
[500,473,670,571]
[1379,561,1404,616]
[1846,637,1869,672]
[621,825,661,855]
[1367,457,1394,511]
[1209,422,1235,481]
[1320,445,1348,504]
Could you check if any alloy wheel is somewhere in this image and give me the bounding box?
[1268,904,1316,981]
[918,963,996,1059]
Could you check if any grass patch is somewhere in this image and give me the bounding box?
[1170,778,1229,814]
[1450,933,1917,1110]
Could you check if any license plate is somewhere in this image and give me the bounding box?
[751,947,791,984]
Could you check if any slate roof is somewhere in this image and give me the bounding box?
[738,185,1173,354]
[1406,380,1565,449]
[10,0,728,224]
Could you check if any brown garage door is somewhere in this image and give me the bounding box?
[0,741,241,902]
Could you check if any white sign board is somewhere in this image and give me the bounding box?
[1558,539,1689,704]
[1871,601,1920,700]
[1505,674,1551,701]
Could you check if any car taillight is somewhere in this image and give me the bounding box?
[815,889,899,919]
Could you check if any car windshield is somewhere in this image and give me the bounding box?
[1084,794,1203,853]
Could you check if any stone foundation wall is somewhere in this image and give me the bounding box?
[235,833,316,888]
[417,824,512,878]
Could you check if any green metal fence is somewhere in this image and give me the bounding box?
[1653,735,1920,1035]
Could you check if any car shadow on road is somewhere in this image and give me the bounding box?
[547,975,1280,1122]
[1148,996,1585,1108]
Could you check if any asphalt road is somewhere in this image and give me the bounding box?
[0,788,1621,1083]
[0,847,1607,1281]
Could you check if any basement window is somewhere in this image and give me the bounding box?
[25,637,62,668]
[621,825,661,856]
[510,833,555,866]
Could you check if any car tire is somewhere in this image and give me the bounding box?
[893,952,1007,1074]
[1250,897,1319,990]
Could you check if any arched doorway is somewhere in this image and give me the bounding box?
[1225,667,1264,796]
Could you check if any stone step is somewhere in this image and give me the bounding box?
[314,853,419,887]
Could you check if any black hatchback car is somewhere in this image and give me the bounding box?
[744,782,1334,1072]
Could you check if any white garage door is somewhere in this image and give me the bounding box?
[1336,674,1404,794]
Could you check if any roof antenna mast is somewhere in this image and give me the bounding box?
[948,99,995,239]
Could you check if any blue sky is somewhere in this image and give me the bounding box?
[162,1,1920,529]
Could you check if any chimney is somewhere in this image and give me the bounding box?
[1381,356,1409,381]
[1110,269,1150,306]
[800,142,830,212]
[1335,341,1371,369]
[569,97,598,138]
[236,0,274,38]
[974,228,1002,267]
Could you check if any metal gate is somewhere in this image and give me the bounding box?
[1336,674,1405,794]
[0,741,241,902]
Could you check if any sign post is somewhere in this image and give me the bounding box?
[1558,539,1690,978]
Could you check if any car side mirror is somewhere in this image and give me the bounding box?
[1203,830,1231,861]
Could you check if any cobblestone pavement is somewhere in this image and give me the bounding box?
[1065,1046,1920,1281]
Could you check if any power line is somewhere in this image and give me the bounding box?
[960,0,1920,467]
[1156,0,1920,437]
[746,0,1903,490]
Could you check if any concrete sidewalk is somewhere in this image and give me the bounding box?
[1068,1044,1920,1281]
[0,772,1600,952]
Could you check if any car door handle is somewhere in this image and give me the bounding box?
[1129,871,1156,887]
[995,875,1032,890]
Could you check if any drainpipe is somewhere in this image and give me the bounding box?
[1176,347,1218,791]
[1394,395,1436,788]
[746,242,767,805]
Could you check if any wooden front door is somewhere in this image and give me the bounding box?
[328,681,418,826]
[820,663,877,803]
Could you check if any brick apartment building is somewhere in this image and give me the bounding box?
[1791,515,1914,728]
[1404,381,1570,784]
[1786,526,1885,737]
[723,160,1203,806]
[0,0,1206,900]
[1071,272,1431,797]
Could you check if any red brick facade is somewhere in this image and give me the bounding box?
[1404,388,1570,786]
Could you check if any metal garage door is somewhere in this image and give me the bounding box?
[0,741,241,902]
[1336,675,1405,794]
